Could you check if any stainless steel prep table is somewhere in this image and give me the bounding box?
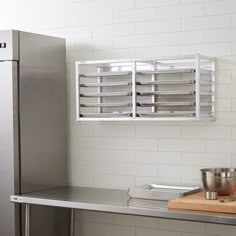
[10,186,236,236]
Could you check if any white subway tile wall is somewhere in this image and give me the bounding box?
[2,0,236,235]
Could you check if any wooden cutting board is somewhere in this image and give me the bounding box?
[168,191,236,214]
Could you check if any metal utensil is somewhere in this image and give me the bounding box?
[205,191,218,200]
[148,184,197,191]
[128,184,201,201]
[201,168,236,196]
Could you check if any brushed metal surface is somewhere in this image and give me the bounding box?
[19,31,68,193]
[11,187,236,226]
[25,204,30,236]
[0,30,69,236]
[18,31,69,236]
[201,168,236,195]
[0,61,20,236]
[205,191,218,200]
[70,209,75,236]
[128,184,201,201]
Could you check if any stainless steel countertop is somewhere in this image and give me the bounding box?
[10,186,236,225]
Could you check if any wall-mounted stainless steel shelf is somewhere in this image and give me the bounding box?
[80,92,131,97]
[80,112,132,118]
[80,102,132,107]
[137,68,196,75]
[80,82,131,87]
[80,71,132,78]
[138,111,196,117]
[137,91,195,96]
[137,79,195,85]
[76,54,216,121]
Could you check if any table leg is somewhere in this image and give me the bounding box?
[70,209,75,236]
[25,204,31,236]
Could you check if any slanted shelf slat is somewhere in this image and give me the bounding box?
[75,54,216,121]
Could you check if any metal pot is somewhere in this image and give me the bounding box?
[200,168,236,196]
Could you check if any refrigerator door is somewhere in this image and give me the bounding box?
[0,61,20,236]
[0,30,69,236]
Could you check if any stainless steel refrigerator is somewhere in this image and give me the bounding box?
[0,30,69,236]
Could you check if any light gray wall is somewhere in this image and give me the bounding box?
[1,0,236,235]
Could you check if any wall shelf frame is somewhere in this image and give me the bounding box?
[75,54,216,121]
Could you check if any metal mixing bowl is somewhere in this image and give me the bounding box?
[200,168,236,196]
